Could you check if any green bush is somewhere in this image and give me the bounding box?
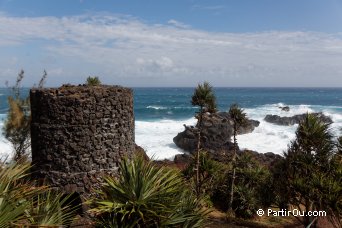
[89,155,208,227]
[183,151,224,198]
[211,153,273,218]
[86,76,101,86]
[0,161,79,227]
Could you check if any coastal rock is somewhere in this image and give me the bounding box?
[279,106,290,112]
[172,150,282,169]
[264,112,333,126]
[135,144,149,161]
[173,112,260,157]
[242,150,283,168]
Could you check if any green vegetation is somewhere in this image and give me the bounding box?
[183,151,224,200]
[227,103,248,217]
[3,70,47,161]
[1,76,341,227]
[89,155,208,227]
[282,113,342,227]
[86,76,101,86]
[0,161,78,227]
[3,70,31,161]
[191,81,217,197]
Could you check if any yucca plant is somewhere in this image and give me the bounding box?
[0,161,80,228]
[24,190,79,227]
[0,161,44,228]
[89,156,208,227]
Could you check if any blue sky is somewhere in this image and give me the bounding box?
[0,0,342,86]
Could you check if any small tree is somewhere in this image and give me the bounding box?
[4,70,30,161]
[86,76,101,86]
[227,103,247,217]
[89,156,208,227]
[284,114,340,227]
[191,81,217,197]
[3,70,47,161]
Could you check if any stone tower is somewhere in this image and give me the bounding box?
[30,85,134,196]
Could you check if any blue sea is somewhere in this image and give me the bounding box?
[1,87,342,160]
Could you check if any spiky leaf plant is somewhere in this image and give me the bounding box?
[227,103,248,216]
[89,156,208,227]
[0,161,44,228]
[86,76,101,86]
[191,81,217,197]
[283,114,341,227]
[25,190,79,227]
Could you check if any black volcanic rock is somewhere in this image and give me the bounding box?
[279,106,290,112]
[173,112,260,157]
[264,112,333,126]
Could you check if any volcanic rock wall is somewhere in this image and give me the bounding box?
[30,85,134,195]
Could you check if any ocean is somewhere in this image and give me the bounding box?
[1,87,342,160]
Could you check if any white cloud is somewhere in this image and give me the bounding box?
[167,19,189,29]
[0,13,341,86]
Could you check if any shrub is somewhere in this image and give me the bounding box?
[211,152,273,219]
[0,161,79,227]
[86,76,101,86]
[89,156,208,227]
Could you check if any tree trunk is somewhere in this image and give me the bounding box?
[228,125,237,216]
[195,106,203,198]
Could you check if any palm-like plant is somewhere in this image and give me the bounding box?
[284,113,339,227]
[86,76,101,86]
[227,103,247,216]
[191,81,217,197]
[0,161,44,228]
[89,156,208,227]
[25,190,79,227]
[0,161,79,228]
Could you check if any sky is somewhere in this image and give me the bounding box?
[0,0,342,87]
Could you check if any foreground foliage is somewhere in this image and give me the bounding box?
[90,156,208,227]
[211,152,272,219]
[282,114,341,227]
[0,161,78,227]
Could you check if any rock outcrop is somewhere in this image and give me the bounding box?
[279,106,290,112]
[264,112,333,126]
[173,150,282,169]
[173,112,259,157]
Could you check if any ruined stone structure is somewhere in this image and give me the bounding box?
[30,85,135,198]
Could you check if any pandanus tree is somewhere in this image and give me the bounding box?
[284,114,341,227]
[191,82,217,197]
[227,103,247,216]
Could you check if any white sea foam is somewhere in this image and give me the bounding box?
[135,104,342,159]
[0,119,13,162]
[135,118,196,160]
[0,104,341,161]
[146,105,168,110]
[237,104,342,154]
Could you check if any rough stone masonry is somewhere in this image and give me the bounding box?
[30,84,135,198]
